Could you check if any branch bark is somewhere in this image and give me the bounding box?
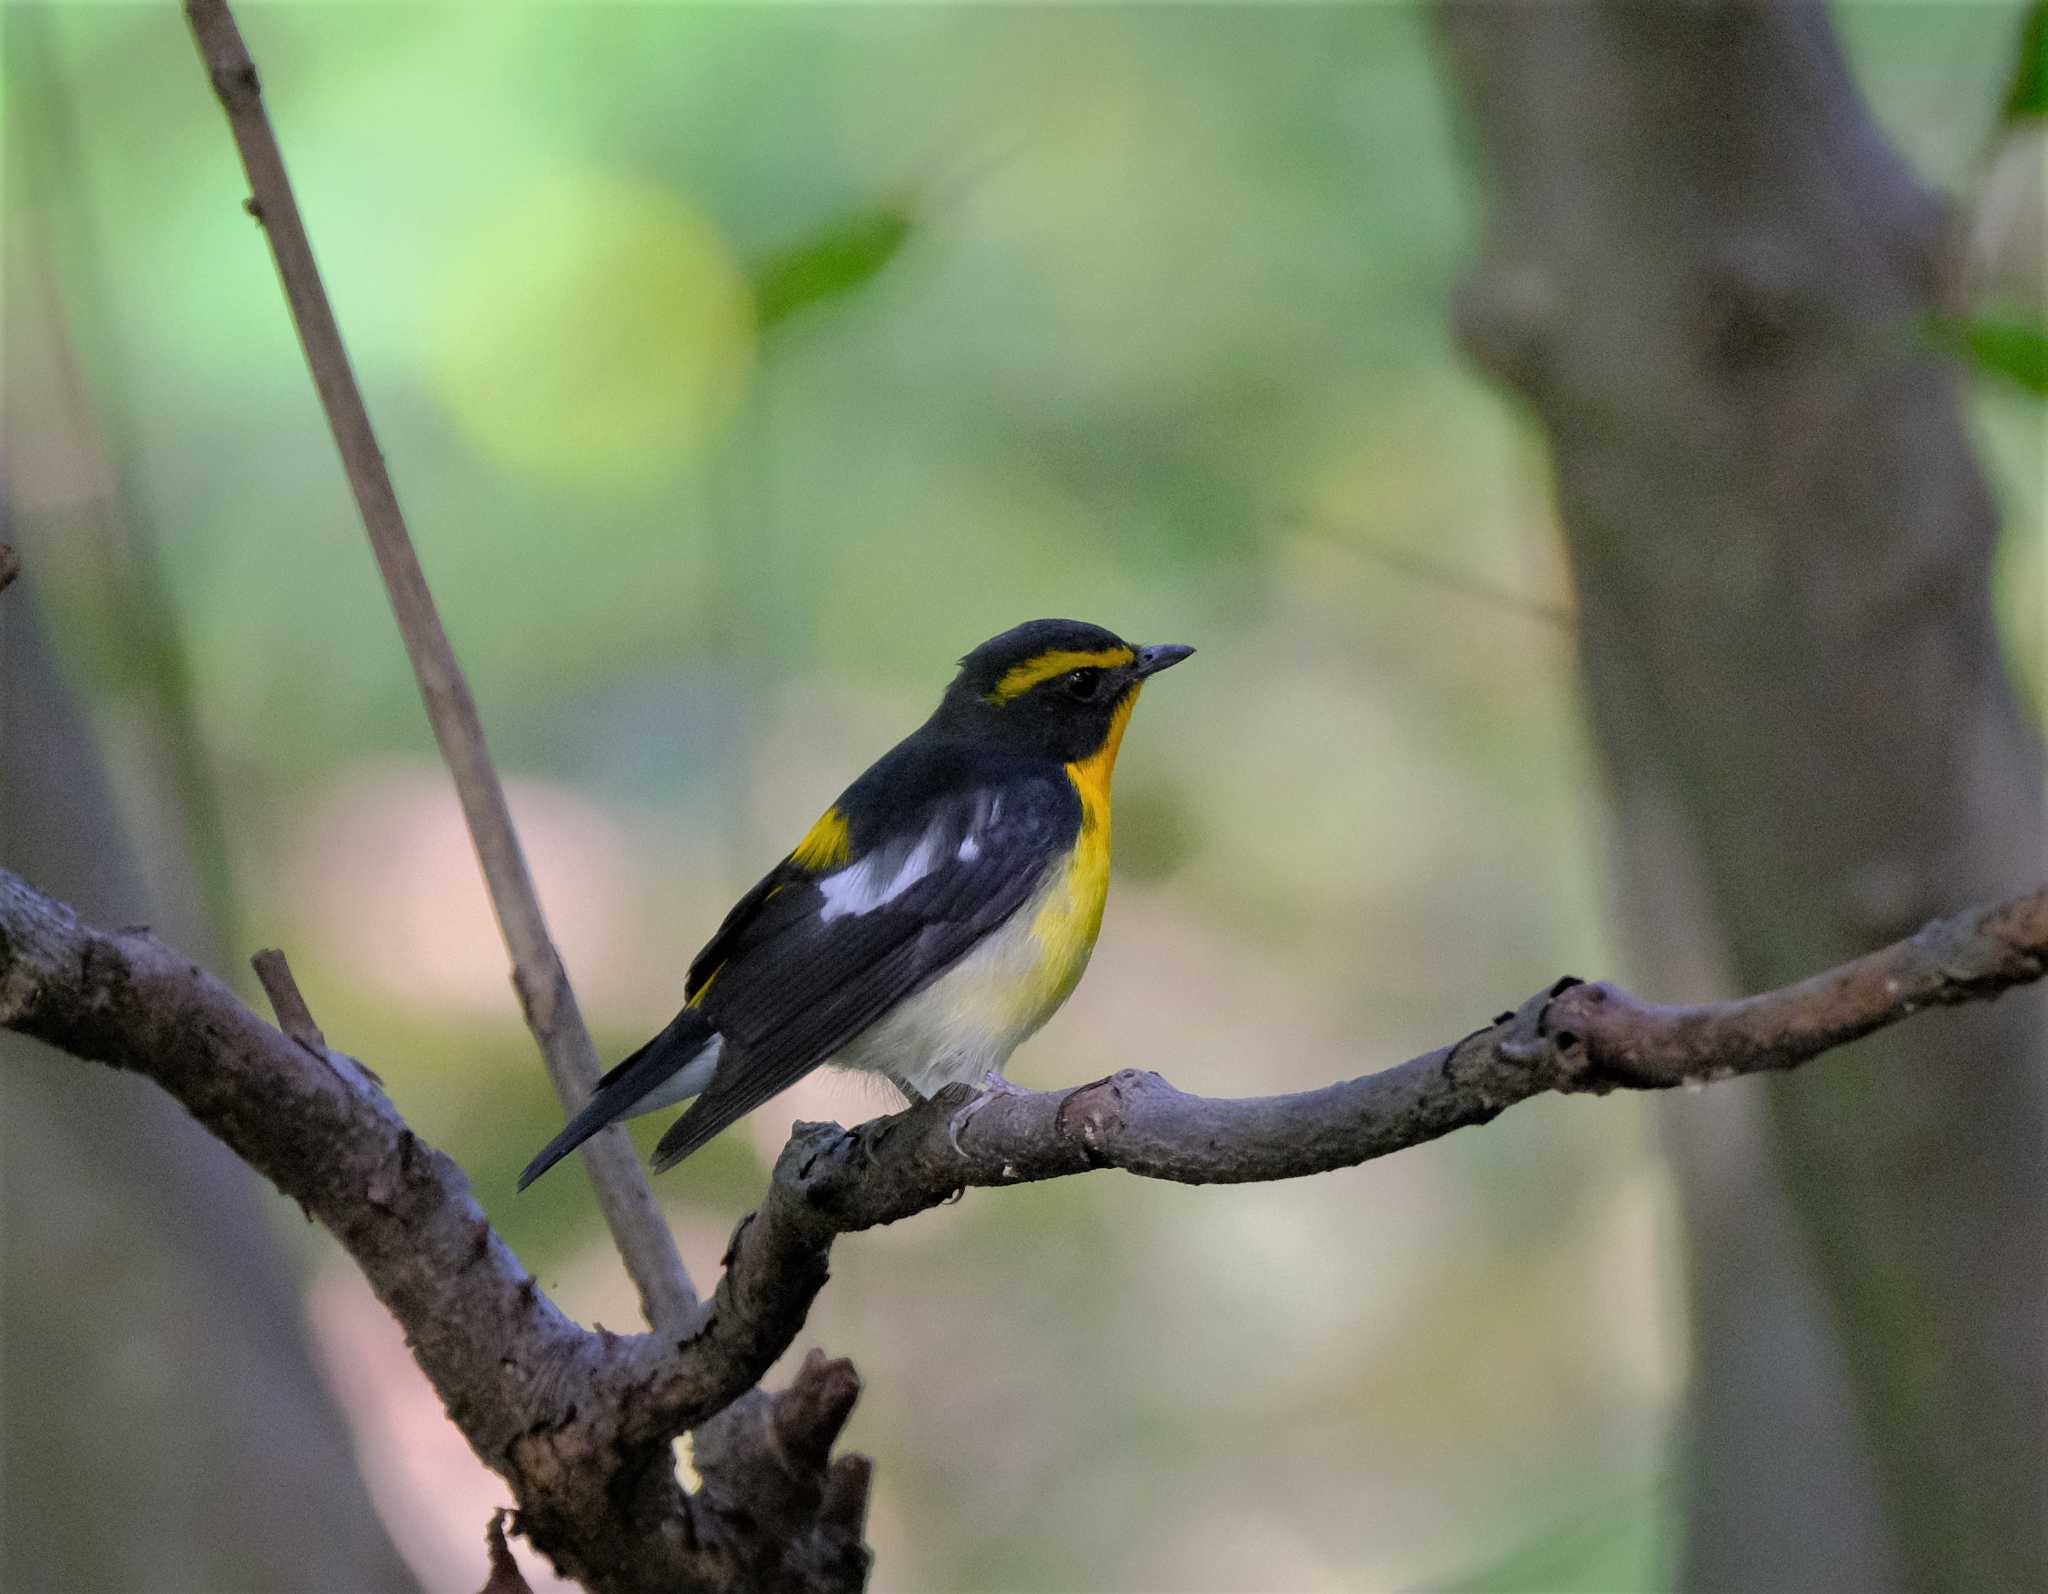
[2,862,2041,1587]
[180,0,691,1329]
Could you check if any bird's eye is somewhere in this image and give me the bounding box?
[1062,668,1103,702]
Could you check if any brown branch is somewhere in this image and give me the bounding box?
[4,861,2042,1584]
[613,880,2048,1440]
[0,543,19,593]
[180,0,692,1329]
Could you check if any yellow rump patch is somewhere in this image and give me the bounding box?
[790,806,852,870]
[986,646,1137,705]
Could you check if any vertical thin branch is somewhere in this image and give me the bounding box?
[183,0,695,1325]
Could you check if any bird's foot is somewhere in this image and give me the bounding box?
[946,1071,1029,1157]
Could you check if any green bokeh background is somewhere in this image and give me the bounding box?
[6,4,2040,1590]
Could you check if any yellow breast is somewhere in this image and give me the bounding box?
[1020,685,1139,1027]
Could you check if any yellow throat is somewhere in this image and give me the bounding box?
[1027,684,1141,1014]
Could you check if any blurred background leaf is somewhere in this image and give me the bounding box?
[752,203,915,335]
[1958,314,2048,394]
[430,167,757,486]
[1999,0,2047,119]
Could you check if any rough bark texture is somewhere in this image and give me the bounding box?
[4,852,2044,1588]
[0,563,416,1593]
[1438,3,2047,1588]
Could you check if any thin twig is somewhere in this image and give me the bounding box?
[1276,509,1575,631]
[250,946,327,1055]
[1339,530,1573,629]
[182,0,694,1325]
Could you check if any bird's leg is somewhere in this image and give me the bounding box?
[947,1070,1030,1157]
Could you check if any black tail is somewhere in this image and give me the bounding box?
[648,1065,790,1173]
[648,1095,735,1174]
[515,1013,712,1191]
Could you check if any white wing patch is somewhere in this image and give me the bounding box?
[817,791,1001,920]
[819,828,944,921]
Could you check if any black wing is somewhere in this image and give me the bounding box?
[650,760,1079,1169]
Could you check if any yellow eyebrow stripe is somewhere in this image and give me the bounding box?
[986,646,1136,704]
[790,806,852,870]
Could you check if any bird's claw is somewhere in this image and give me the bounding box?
[947,1071,1028,1157]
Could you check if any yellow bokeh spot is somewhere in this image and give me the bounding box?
[431,169,755,484]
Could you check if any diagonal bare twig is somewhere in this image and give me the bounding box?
[181,0,694,1325]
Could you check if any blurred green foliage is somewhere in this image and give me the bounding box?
[2000,0,2048,119]
[753,203,916,334]
[1439,1486,1675,1594]
[1958,315,2048,394]
[6,4,2039,1591]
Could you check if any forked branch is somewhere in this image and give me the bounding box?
[1,864,2042,1588]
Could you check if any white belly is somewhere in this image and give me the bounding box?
[826,868,1085,1099]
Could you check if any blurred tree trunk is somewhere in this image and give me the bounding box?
[0,539,417,1592]
[1438,4,2046,1590]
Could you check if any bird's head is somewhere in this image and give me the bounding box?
[934,618,1194,764]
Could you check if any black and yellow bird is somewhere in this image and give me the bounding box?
[518,619,1193,1188]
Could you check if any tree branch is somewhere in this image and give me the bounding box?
[3,861,2042,1584]
[180,0,692,1328]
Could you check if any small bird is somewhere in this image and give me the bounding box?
[519,619,1193,1187]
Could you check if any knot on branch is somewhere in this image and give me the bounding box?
[509,957,570,1038]
[1055,1069,1154,1163]
[1538,977,1625,1094]
[1540,978,1699,1092]
[1911,913,2048,1000]
[1452,252,1560,397]
[773,1118,888,1222]
[1693,239,1816,379]
[1456,979,1587,1108]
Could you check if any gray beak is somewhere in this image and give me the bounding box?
[1134,643,1196,678]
